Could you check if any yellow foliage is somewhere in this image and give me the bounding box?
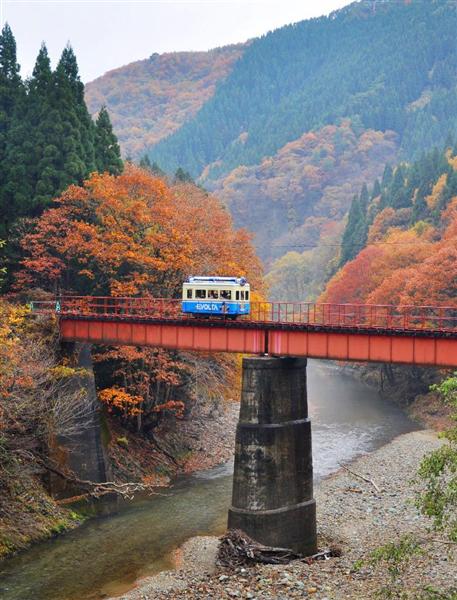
[425,174,447,210]
[446,149,457,171]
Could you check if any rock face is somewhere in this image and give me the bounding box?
[228,356,317,555]
[48,343,109,498]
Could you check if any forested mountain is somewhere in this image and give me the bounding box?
[320,143,457,306]
[84,0,457,289]
[216,120,398,264]
[85,45,244,159]
[148,1,456,182]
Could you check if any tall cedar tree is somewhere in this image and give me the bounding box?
[95,105,123,175]
[0,24,23,237]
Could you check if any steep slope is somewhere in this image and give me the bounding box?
[213,120,398,263]
[85,45,245,158]
[148,0,457,180]
[321,143,457,306]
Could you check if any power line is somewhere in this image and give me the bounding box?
[264,240,435,249]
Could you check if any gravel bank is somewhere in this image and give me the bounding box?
[113,430,456,600]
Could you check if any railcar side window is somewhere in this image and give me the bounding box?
[196,289,206,299]
[208,290,219,299]
[221,290,232,299]
[186,289,193,299]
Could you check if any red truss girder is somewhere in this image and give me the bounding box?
[59,318,457,367]
[59,319,265,355]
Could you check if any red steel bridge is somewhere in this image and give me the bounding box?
[33,297,457,368]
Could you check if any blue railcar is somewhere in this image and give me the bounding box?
[181,276,250,319]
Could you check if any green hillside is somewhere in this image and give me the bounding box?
[148,0,457,181]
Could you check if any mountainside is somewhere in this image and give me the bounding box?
[148,0,457,181]
[85,45,244,158]
[321,143,457,306]
[214,120,398,263]
[85,0,457,299]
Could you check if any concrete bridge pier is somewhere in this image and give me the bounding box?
[228,356,317,555]
[48,343,109,498]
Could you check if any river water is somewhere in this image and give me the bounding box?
[0,361,418,600]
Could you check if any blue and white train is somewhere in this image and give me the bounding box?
[181,276,250,319]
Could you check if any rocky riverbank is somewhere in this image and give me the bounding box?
[0,400,240,560]
[113,430,456,600]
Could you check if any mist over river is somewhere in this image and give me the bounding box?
[0,360,418,600]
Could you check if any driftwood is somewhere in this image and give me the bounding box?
[340,463,381,493]
[217,530,340,568]
[218,530,300,566]
[38,455,161,500]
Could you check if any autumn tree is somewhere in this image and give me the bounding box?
[322,144,457,309]
[18,166,263,432]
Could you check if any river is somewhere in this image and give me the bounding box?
[0,361,418,600]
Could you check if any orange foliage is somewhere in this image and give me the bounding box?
[152,400,185,419]
[322,195,457,308]
[18,165,263,297]
[18,167,262,429]
[85,45,244,158]
[98,387,143,417]
[368,207,411,243]
[320,246,385,304]
[214,120,398,266]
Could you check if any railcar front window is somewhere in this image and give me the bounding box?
[236,291,240,300]
[196,289,206,299]
[246,291,249,300]
[240,291,245,300]
[187,289,193,299]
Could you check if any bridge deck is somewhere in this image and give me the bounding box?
[34,298,457,367]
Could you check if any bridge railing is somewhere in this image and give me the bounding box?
[30,297,457,333]
[249,302,457,331]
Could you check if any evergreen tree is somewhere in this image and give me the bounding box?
[174,167,193,183]
[139,154,151,169]
[0,23,21,157]
[0,23,23,236]
[151,161,165,177]
[0,29,125,289]
[52,47,88,192]
[139,155,166,178]
[390,165,410,209]
[58,45,96,174]
[95,105,123,175]
[339,195,366,267]
[381,164,393,189]
[371,179,381,200]
[359,183,369,212]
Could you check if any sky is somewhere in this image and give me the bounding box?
[1,0,350,83]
